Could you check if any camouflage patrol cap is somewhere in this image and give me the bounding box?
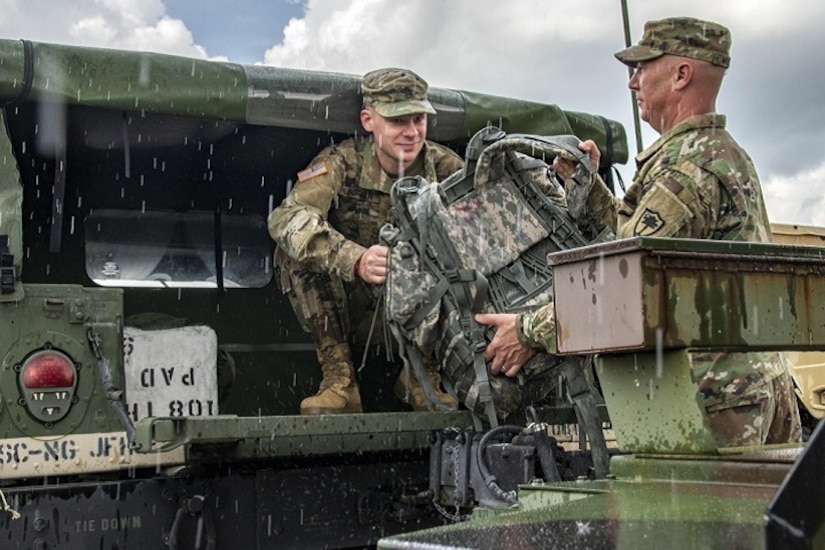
[360,68,436,117]
[615,17,731,68]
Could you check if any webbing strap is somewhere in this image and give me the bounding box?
[389,177,498,423]
[474,134,596,189]
[399,341,454,412]
[562,356,609,478]
[503,151,590,249]
[415,180,499,426]
[87,327,137,444]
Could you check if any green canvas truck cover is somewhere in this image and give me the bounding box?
[0,38,627,291]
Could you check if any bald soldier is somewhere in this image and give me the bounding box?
[268,68,463,415]
[477,17,801,447]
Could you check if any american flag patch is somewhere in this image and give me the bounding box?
[297,162,328,183]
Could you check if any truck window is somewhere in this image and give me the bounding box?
[85,209,272,288]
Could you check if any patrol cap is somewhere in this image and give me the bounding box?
[614,17,731,68]
[360,68,436,117]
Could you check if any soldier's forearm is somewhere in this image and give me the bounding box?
[516,303,558,355]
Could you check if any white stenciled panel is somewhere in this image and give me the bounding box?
[123,325,219,420]
[0,432,185,479]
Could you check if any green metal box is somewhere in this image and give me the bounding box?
[549,237,825,355]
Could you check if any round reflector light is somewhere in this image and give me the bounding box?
[22,351,76,389]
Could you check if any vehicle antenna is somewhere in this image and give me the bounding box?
[621,0,644,154]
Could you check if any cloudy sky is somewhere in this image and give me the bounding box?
[2,0,824,226]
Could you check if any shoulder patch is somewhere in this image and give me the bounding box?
[297,162,328,183]
[633,208,665,236]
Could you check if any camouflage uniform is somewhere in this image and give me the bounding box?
[270,137,463,345]
[268,68,463,414]
[518,17,801,447]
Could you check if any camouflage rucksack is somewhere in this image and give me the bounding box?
[380,127,609,426]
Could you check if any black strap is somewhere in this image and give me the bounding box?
[87,327,137,444]
[397,342,453,412]
[391,177,499,426]
[417,189,497,426]
[213,202,225,294]
[562,356,609,478]
[598,115,619,194]
[1,40,34,106]
[48,143,66,254]
[598,115,614,170]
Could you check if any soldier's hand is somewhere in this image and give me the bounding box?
[475,313,536,377]
[552,139,600,181]
[356,245,389,284]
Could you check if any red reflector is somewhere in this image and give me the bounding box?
[22,352,76,389]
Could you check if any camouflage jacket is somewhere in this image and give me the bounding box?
[584,113,772,241]
[268,137,463,281]
[518,113,788,405]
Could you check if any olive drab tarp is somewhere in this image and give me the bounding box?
[0,38,627,299]
[459,91,628,170]
[0,39,249,120]
[0,39,627,156]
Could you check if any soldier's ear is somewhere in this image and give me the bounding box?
[673,61,693,91]
[360,108,374,133]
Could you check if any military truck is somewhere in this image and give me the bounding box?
[378,236,825,549]
[0,39,630,549]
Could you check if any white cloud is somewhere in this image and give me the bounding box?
[0,0,212,59]
[259,0,825,226]
[3,0,824,225]
[764,163,825,226]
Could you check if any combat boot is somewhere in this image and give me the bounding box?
[395,360,459,411]
[300,344,363,415]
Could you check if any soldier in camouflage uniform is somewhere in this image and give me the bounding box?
[477,17,801,447]
[268,68,464,415]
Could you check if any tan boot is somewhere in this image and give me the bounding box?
[394,360,459,411]
[300,344,363,415]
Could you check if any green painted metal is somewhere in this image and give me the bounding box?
[550,236,825,354]
[0,284,124,438]
[379,237,825,549]
[380,452,799,550]
[133,410,475,457]
[609,450,800,485]
[596,349,717,454]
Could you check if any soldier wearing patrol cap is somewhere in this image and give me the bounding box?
[268,68,463,415]
[478,17,802,447]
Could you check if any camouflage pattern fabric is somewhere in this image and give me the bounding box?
[694,351,802,447]
[516,302,557,355]
[614,16,732,68]
[520,112,801,446]
[269,136,463,349]
[360,67,436,117]
[439,171,550,275]
[522,156,567,207]
[583,114,771,242]
[270,137,462,277]
[384,132,587,421]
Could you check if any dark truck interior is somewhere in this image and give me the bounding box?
[5,101,425,416]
